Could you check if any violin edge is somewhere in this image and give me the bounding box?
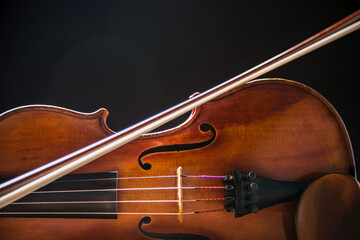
[0,104,114,136]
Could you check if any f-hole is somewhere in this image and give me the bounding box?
[138,123,216,170]
[138,217,210,240]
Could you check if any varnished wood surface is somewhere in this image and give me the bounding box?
[0,79,355,239]
[296,173,360,240]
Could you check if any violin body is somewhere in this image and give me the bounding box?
[0,79,355,239]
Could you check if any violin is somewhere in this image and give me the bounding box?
[0,9,359,240]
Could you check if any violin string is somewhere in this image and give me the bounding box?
[0,210,226,215]
[3,171,229,215]
[54,175,225,182]
[10,198,226,205]
[0,212,192,215]
[195,209,227,214]
[32,186,227,194]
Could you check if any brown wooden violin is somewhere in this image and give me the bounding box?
[0,10,359,240]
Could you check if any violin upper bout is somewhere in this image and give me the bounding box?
[0,105,114,178]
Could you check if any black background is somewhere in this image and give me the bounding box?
[1,1,359,176]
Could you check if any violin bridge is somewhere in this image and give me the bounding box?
[176,166,183,223]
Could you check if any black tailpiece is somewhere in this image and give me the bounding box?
[225,170,308,218]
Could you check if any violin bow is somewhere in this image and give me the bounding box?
[0,9,359,209]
